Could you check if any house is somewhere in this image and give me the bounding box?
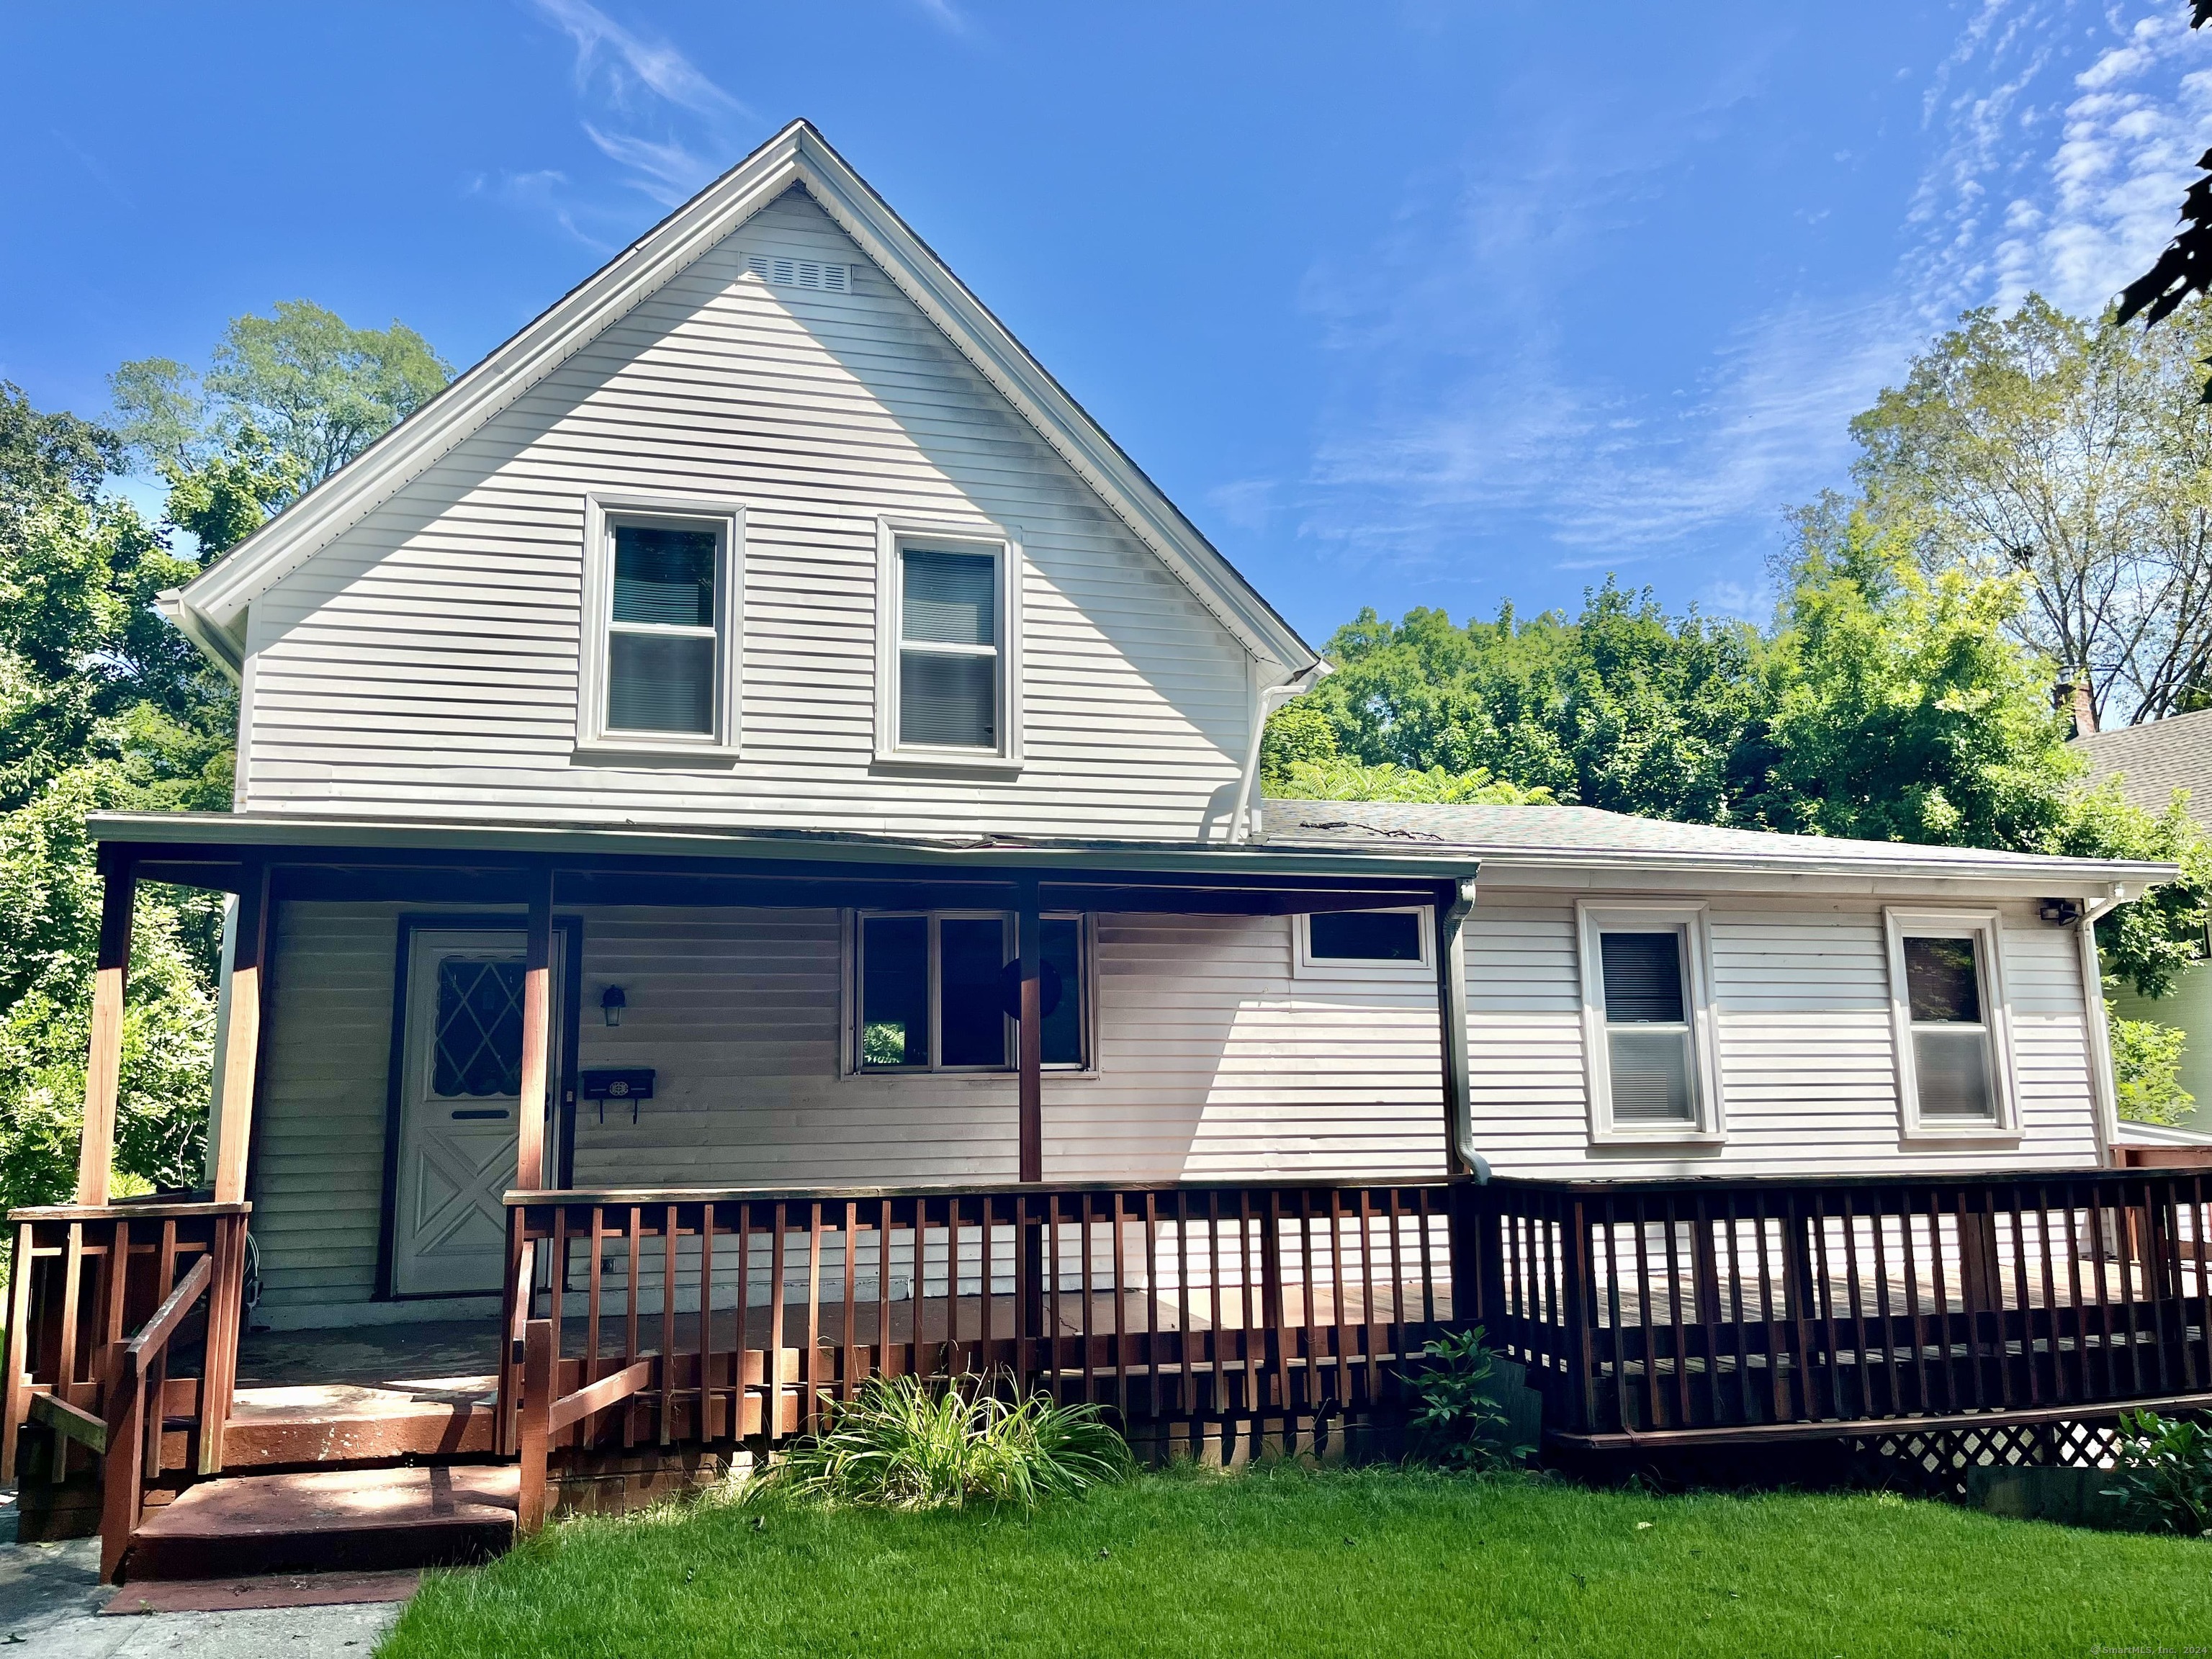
[2077,708,2212,1128]
[9,122,2208,1585]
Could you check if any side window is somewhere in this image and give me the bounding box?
[607,523,719,735]
[576,500,742,755]
[898,547,1000,750]
[855,912,1089,1072]
[1598,932,1694,1123]
[1575,904,1722,1143]
[875,522,1020,768]
[1887,912,2015,1137]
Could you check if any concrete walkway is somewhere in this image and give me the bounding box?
[0,1496,404,1657]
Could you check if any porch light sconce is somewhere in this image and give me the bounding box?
[2038,899,2083,926]
[601,984,628,1027]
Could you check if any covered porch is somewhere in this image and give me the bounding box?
[1,815,1482,1574]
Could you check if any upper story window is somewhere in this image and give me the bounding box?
[575,497,744,760]
[876,520,1022,769]
[853,911,1088,1073]
[1575,902,1723,1144]
[608,524,719,734]
[1884,909,2018,1138]
[900,549,999,749]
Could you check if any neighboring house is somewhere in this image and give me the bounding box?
[2076,709,2212,1127]
[9,123,2206,1585]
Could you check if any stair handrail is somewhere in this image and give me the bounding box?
[99,1251,213,1583]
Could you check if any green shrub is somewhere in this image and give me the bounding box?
[2104,1409,2212,1536]
[768,1373,1132,1511]
[1403,1326,1532,1471]
[2109,1010,2195,1126]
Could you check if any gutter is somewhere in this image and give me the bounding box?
[155,588,244,685]
[1228,660,1328,845]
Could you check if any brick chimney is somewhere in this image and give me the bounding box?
[2054,673,2098,739]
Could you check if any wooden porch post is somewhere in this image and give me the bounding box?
[209,857,271,1205]
[75,848,137,1208]
[1016,876,1043,1185]
[517,863,556,1192]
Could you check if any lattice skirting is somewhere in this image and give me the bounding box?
[1848,1416,2129,1501]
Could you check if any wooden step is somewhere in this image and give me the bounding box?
[222,1378,499,1465]
[125,1462,518,1581]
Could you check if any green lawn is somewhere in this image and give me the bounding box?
[378,1465,2212,1658]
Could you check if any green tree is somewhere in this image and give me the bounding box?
[112,300,450,498]
[1288,582,1766,823]
[1849,295,2212,725]
[0,383,233,1203]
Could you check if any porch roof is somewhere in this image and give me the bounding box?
[84,809,1476,915]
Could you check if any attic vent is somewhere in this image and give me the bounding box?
[747,254,851,293]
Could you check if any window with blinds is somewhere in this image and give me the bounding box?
[1599,930,1694,1122]
[898,548,999,750]
[606,521,721,737]
[1902,933,1996,1120]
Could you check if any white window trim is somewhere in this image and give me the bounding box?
[874,516,1024,772]
[574,493,745,763]
[1292,907,1434,979]
[1575,901,1725,1146]
[839,909,1096,1078]
[1884,907,2021,1143]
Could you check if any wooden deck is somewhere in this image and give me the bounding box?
[1478,1172,2212,1445]
[16,1169,2212,1580]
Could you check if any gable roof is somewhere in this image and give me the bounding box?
[2074,710,2212,822]
[172,120,1316,677]
[1258,799,2177,886]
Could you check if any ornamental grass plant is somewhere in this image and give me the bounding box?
[763,1372,1132,1511]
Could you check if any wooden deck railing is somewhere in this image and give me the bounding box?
[1473,1172,2212,1445]
[1,1202,250,1574]
[503,1180,1457,1521]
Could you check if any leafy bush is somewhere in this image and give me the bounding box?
[2104,1410,2212,1536]
[2110,1011,2195,1126]
[1403,1326,1531,1471]
[768,1373,1132,1511]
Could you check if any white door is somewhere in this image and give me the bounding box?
[393,928,565,1296]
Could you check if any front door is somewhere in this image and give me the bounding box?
[392,928,566,1296]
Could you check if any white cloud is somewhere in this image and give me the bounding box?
[498,0,752,233]
[909,0,971,35]
[531,0,748,120]
[1290,1,2212,603]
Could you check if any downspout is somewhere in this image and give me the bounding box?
[1436,876,1488,1182]
[2076,885,2130,1169]
[1227,660,1327,845]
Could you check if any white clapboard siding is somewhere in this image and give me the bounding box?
[1466,895,2103,1177]
[238,189,1253,839]
[246,891,2108,1317]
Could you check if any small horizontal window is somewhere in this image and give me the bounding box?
[1308,910,1424,963]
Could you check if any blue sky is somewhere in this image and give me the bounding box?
[4,3,2211,647]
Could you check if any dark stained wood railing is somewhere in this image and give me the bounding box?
[1,1202,249,1575]
[1474,1172,2212,1445]
[503,1180,1457,1523]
